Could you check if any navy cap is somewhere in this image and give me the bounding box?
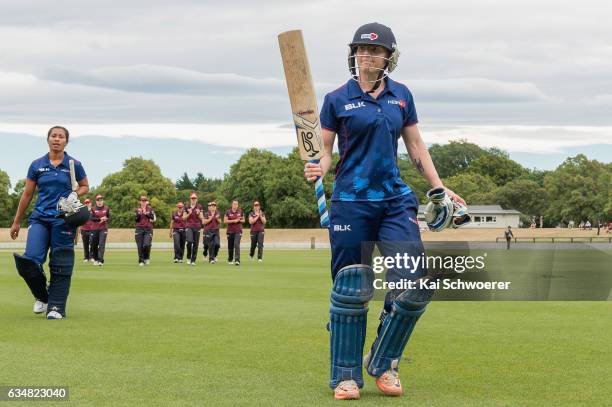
[349,22,396,52]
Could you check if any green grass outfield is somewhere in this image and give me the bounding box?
[0,249,610,406]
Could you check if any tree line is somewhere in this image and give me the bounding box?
[1,141,610,228]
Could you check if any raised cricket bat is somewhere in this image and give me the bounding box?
[69,159,78,192]
[278,29,329,228]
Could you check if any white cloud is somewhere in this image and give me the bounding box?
[420,125,612,154]
[0,0,611,128]
[41,65,287,96]
[410,78,551,103]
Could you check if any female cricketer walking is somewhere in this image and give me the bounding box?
[90,194,110,266]
[304,23,466,399]
[202,201,221,263]
[170,202,187,263]
[80,198,94,262]
[10,126,89,319]
[248,201,266,262]
[224,199,245,266]
[135,196,155,266]
[183,192,204,265]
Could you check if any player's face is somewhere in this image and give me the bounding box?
[96,198,103,205]
[356,45,389,73]
[47,129,68,153]
[232,201,238,210]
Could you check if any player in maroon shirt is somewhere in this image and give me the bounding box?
[202,201,221,264]
[90,194,110,266]
[183,192,204,265]
[80,198,94,262]
[135,195,155,266]
[224,199,245,266]
[248,201,267,262]
[169,202,187,263]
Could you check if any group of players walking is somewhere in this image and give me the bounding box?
[78,191,268,267]
[169,193,266,266]
[80,195,110,266]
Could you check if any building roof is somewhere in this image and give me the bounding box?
[418,205,521,215]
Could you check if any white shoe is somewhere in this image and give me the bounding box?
[98,262,103,267]
[258,259,263,263]
[33,300,47,314]
[139,262,145,267]
[46,310,63,320]
[227,260,234,265]
[191,262,196,266]
[173,259,178,263]
[179,259,183,263]
[83,259,89,263]
[145,260,150,265]
[186,260,192,265]
[235,261,240,266]
[93,260,99,266]
[211,259,216,264]
[334,380,360,400]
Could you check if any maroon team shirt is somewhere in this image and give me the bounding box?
[81,211,95,231]
[91,205,111,231]
[225,208,244,234]
[249,211,265,232]
[172,211,186,229]
[204,210,220,231]
[135,206,155,229]
[184,204,203,229]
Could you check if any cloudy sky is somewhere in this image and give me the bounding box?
[1,0,611,184]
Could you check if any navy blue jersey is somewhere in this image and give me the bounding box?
[26,152,86,218]
[320,78,418,201]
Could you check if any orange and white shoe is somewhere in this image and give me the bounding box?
[334,380,360,400]
[374,369,402,396]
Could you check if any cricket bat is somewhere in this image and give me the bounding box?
[278,29,329,228]
[69,159,78,192]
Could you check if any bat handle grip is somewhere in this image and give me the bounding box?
[310,159,329,228]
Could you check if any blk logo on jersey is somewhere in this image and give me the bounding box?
[344,101,365,111]
[333,224,351,232]
[360,33,379,41]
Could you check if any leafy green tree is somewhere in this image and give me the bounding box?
[429,140,489,178]
[490,179,548,216]
[522,168,550,187]
[263,149,321,227]
[176,172,223,207]
[544,155,611,224]
[468,154,528,186]
[0,170,14,226]
[92,157,176,228]
[175,173,195,190]
[217,149,284,218]
[10,179,37,227]
[442,172,498,205]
